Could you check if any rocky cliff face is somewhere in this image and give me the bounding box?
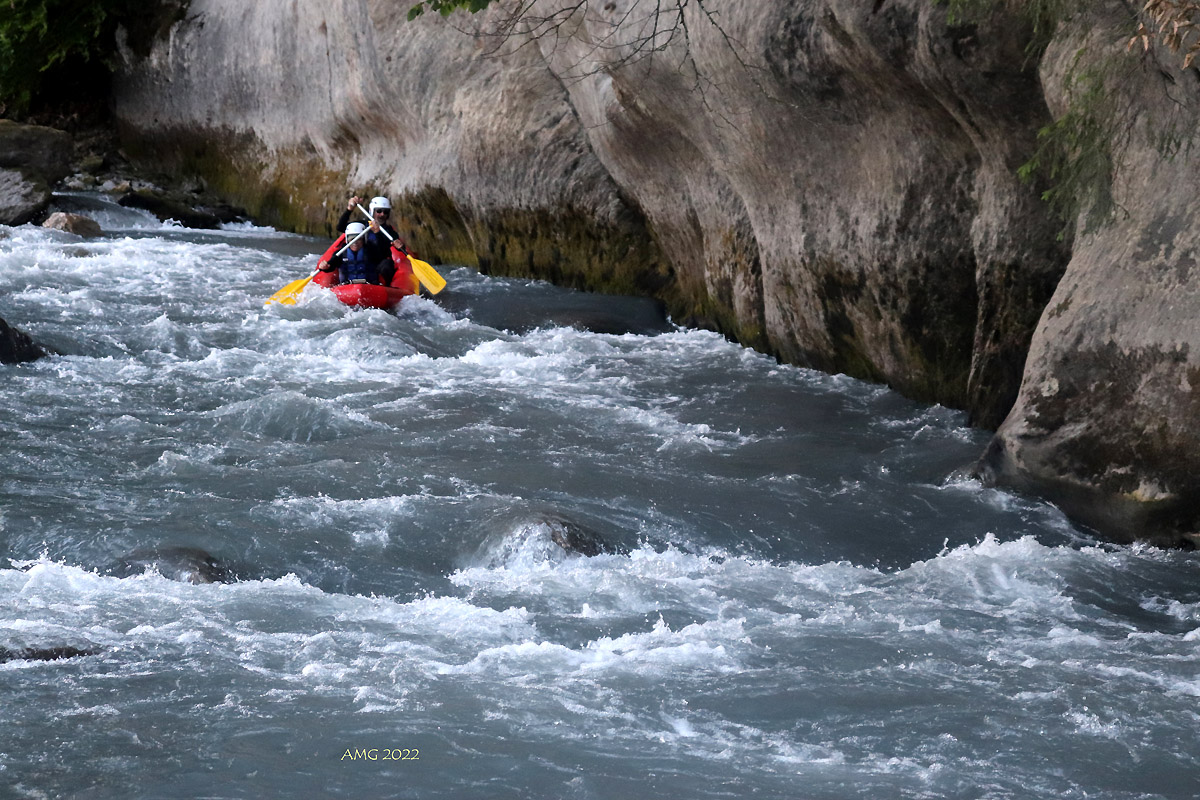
[978,1,1200,547]
[110,0,1200,545]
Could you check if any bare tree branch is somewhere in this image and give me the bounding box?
[418,0,770,125]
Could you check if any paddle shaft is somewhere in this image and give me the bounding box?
[336,225,371,257]
[356,203,402,248]
[264,226,372,305]
[314,225,371,276]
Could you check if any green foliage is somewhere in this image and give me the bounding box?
[0,0,143,115]
[406,0,494,22]
[1017,63,1117,235]
[939,0,997,25]
[936,0,1126,234]
[938,0,1074,49]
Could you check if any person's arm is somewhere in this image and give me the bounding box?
[336,196,362,232]
[317,235,346,271]
[376,253,396,286]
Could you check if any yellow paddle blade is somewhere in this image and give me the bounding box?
[265,273,315,306]
[410,257,446,295]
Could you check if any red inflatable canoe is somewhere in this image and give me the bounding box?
[312,239,419,310]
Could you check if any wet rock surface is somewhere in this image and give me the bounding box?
[0,120,72,225]
[108,546,243,584]
[477,510,629,567]
[42,211,102,237]
[0,316,47,364]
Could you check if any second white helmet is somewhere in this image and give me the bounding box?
[368,196,392,214]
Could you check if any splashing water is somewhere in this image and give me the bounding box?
[1,195,1198,799]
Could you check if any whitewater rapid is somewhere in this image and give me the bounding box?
[1,195,1198,799]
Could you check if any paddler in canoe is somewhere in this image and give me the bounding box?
[316,221,393,286]
[336,195,400,246]
[336,194,446,295]
[264,195,446,306]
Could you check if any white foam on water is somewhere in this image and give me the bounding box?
[208,390,385,443]
[6,217,1200,798]
[218,220,278,234]
[449,330,756,452]
[436,616,745,679]
[0,560,539,688]
[1,529,1198,798]
[268,494,428,546]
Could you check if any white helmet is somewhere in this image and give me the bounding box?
[368,196,392,214]
[345,222,367,239]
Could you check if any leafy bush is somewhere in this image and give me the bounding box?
[0,0,144,116]
[1018,63,1120,236]
[406,0,494,22]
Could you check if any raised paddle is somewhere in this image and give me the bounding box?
[355,203,446,295]
[265,226,371,306]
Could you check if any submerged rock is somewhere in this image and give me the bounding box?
[543,516,624,558]
[478,512,627,567]
[0,646,98,664]
[110,546,240,584]
[0,316,47,364]
[116,189,247,229]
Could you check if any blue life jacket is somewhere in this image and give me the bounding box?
[337,245,379,284]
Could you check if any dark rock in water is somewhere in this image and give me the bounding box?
[0,167,53,226]
[476,511,628,568]
[42,211,102,237]
[0,646,98,664]
[543,516,625,557]
[0,120,72,182]
[117,189,247,230]
[111,546,239,584]
[0,316,47,364]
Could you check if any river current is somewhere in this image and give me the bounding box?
[1,195,1198,799]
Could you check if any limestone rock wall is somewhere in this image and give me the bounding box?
[533,1,1068,424]
[112,0,668,293]
[979,0,1200,546]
